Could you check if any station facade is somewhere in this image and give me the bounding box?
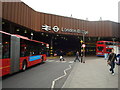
[1,2,120,55]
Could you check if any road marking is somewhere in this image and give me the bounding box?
[61,61,66,63]
[47,60,73,64]
[69,61,74,64]
[56,61,60,62]
[47,60,54,62]
[51,64,72,89]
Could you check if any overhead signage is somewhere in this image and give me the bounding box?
[61,27,85,33]
[42,25,59,32]
[52,26,59,32]
[41,24,87,34]
[42,25,51,31]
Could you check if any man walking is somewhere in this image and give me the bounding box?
[74,51,80,62]
[107,49,117,75]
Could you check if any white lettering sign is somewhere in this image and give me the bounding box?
[61,27,85,33]
[42,25,59,32]
[41,25,87,34]
[42,25,51,31]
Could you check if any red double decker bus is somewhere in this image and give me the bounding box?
[0,31,49,76]
[96,41,120,56]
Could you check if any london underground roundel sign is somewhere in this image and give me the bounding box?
[52,26,59,32]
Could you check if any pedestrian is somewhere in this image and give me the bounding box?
[74,51,80,62]
[107,49,117,75]
[59,51,65,61]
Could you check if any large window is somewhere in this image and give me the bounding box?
[20,39,47,57]
[2,34,10,59]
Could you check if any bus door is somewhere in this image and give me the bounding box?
[10,35,20,74]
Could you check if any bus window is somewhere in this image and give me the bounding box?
[106,49,112,52]
[20,44,27,57]
[105,42,113,45]
[20,39,47,56]
[97,42,104,44]
[2,34,10,59]
[97,46,104,51]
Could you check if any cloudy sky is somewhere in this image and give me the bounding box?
[21,0,119,22]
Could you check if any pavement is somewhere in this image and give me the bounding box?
[62,56,118,88]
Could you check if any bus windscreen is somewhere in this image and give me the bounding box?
[97,46,104,51]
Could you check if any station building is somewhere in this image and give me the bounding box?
[1,2,120,55]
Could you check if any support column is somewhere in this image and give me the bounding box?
[9,23,15,34]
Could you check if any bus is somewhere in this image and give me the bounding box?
[0,31,49,76]
[96,41,120,56]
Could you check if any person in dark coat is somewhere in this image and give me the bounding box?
[107,49,117,75]
[74,51,80,62]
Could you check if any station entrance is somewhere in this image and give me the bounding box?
[31,32,96,56]
[2,20,96,56]
[3,20,115,57]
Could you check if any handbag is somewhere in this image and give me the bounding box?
[107,61,111,65]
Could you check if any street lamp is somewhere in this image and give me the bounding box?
[31,32,33,40]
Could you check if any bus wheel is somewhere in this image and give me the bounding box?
[22,61,27,71]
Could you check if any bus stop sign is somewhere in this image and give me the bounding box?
[46,44,49,48]
[82,44,86,48]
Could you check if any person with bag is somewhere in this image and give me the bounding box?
[74,51,80,62]
[107,49,117,75]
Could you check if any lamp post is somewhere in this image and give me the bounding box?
[81,30,88,63]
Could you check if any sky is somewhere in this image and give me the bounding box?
[21,0,120,22]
